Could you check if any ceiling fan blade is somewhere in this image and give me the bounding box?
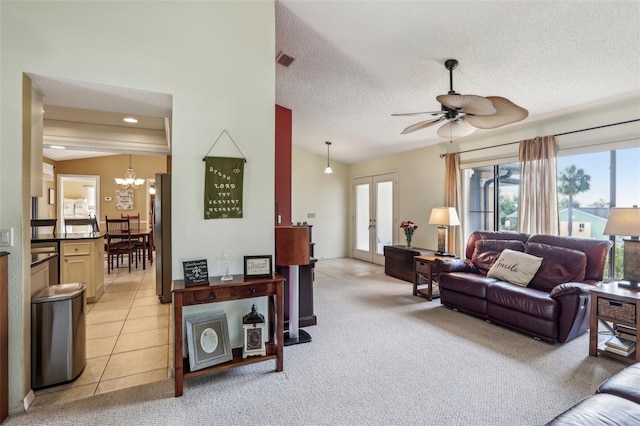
[436,116,477,138]
[465,96,529,129]
[391,111,446,117]
[400,116,445,134]
[436,94,496,115]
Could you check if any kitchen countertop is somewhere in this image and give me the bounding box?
[31,232,106,243]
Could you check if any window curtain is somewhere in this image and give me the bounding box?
[444,153,463,256]
[517,136,559,235]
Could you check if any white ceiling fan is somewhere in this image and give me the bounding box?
[393,59,529,138]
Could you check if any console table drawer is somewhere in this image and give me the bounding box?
[184,287,232,305]
[232,281,276,298]
[598,297,636,323]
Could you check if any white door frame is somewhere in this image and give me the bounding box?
[352,171,398,265]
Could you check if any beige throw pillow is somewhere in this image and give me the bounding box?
[487,249,543,286]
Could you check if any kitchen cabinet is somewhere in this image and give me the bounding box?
[60,237,104,302]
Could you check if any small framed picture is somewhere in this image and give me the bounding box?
[185,311,232,372]
[183,259,209,286]
[244,255,273,278]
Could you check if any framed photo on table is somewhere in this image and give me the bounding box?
[244,255,273,278]
[185,311,232,371]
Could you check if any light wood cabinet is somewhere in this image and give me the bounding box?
[60,238,104,302]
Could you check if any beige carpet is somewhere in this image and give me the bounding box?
[7,258,625,425]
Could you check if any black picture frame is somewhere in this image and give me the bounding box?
[183,259,209,286]
[243,255,273,278]
[185,311,232,371]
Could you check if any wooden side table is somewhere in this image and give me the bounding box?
[589,282,640,363]
[414,254,441,301]
[172,274,284,396]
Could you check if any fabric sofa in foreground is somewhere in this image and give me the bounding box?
[547,363,640,424]
[436,231,612,343]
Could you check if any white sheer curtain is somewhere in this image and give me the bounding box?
[517,135,559,235]
[444,153,463,256]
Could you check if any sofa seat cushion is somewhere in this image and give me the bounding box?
[597,363,640,404]
[525,242,587,291]
[547,393,640,425]
[471,239,525,275]
[438,272,496,298]
[487,282,558,321]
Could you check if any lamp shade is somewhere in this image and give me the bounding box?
[428,207,460,227]
[275,226,310,266]
[603,207,640,237]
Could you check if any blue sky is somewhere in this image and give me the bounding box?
[557,146,640,208]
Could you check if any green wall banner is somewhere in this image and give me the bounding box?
[204,157,244,219]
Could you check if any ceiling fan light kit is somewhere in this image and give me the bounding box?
[393,59,528,138]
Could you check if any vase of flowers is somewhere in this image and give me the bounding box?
[400,220,418,247]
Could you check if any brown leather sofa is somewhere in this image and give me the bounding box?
[548,363,640,424]
[436,231,612,343]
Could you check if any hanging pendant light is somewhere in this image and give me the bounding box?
[115,154,146,190]
[324,141,334,174]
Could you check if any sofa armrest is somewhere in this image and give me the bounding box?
[549,282,594,299]
[550,282,595,343]
[435,258,478,274]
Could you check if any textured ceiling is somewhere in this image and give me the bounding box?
[276,0,640,164]
[26,2,640,164]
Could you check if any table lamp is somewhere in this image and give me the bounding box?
[603,206,640,287]
[428,207,460,257]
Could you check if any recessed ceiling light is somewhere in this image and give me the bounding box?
[48,145,66,150]
[123,117,138,123]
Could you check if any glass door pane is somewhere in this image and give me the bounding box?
[375,180,393,255]
[355,182,370,252]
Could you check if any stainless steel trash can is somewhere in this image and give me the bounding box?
[31,283,86,389]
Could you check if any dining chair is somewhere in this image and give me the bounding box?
[121,213,146,264]
[64,217,100,234]
[105,216,136,273]
[31,219,57,238]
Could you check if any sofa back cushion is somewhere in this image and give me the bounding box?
[525,242,587,290]
[528,234,611,283]
[471,239,526,275]
[465,231,530,260]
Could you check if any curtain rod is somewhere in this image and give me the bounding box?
[439,118,640,158]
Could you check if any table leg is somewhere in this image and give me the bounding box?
[174,293,184,397]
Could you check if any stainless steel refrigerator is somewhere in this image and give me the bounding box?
[154,173,172,304]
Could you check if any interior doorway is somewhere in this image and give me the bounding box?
[352,172,398,265]
[56,174,100,233]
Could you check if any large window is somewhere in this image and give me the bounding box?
[462,146,640,280]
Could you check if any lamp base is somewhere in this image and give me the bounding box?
[617,280,640,289]
[284,329,312,346]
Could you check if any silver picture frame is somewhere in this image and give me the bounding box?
[185,311,232,372]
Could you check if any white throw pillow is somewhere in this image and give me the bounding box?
[486,249,543,286]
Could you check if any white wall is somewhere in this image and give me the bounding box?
[1,1,275,413]
[291,147,349,259]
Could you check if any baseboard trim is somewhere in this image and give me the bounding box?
[23,389,35,411]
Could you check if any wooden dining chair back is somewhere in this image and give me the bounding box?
[105,216,136,273]
[121,213,147,263]
[31,219,57,238]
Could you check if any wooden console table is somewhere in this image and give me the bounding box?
[172,274,284,397]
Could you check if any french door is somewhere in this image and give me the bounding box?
[353,172,397,265]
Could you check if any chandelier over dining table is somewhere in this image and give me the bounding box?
[115,154,145,190]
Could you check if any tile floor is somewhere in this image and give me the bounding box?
[32,257,173,408]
